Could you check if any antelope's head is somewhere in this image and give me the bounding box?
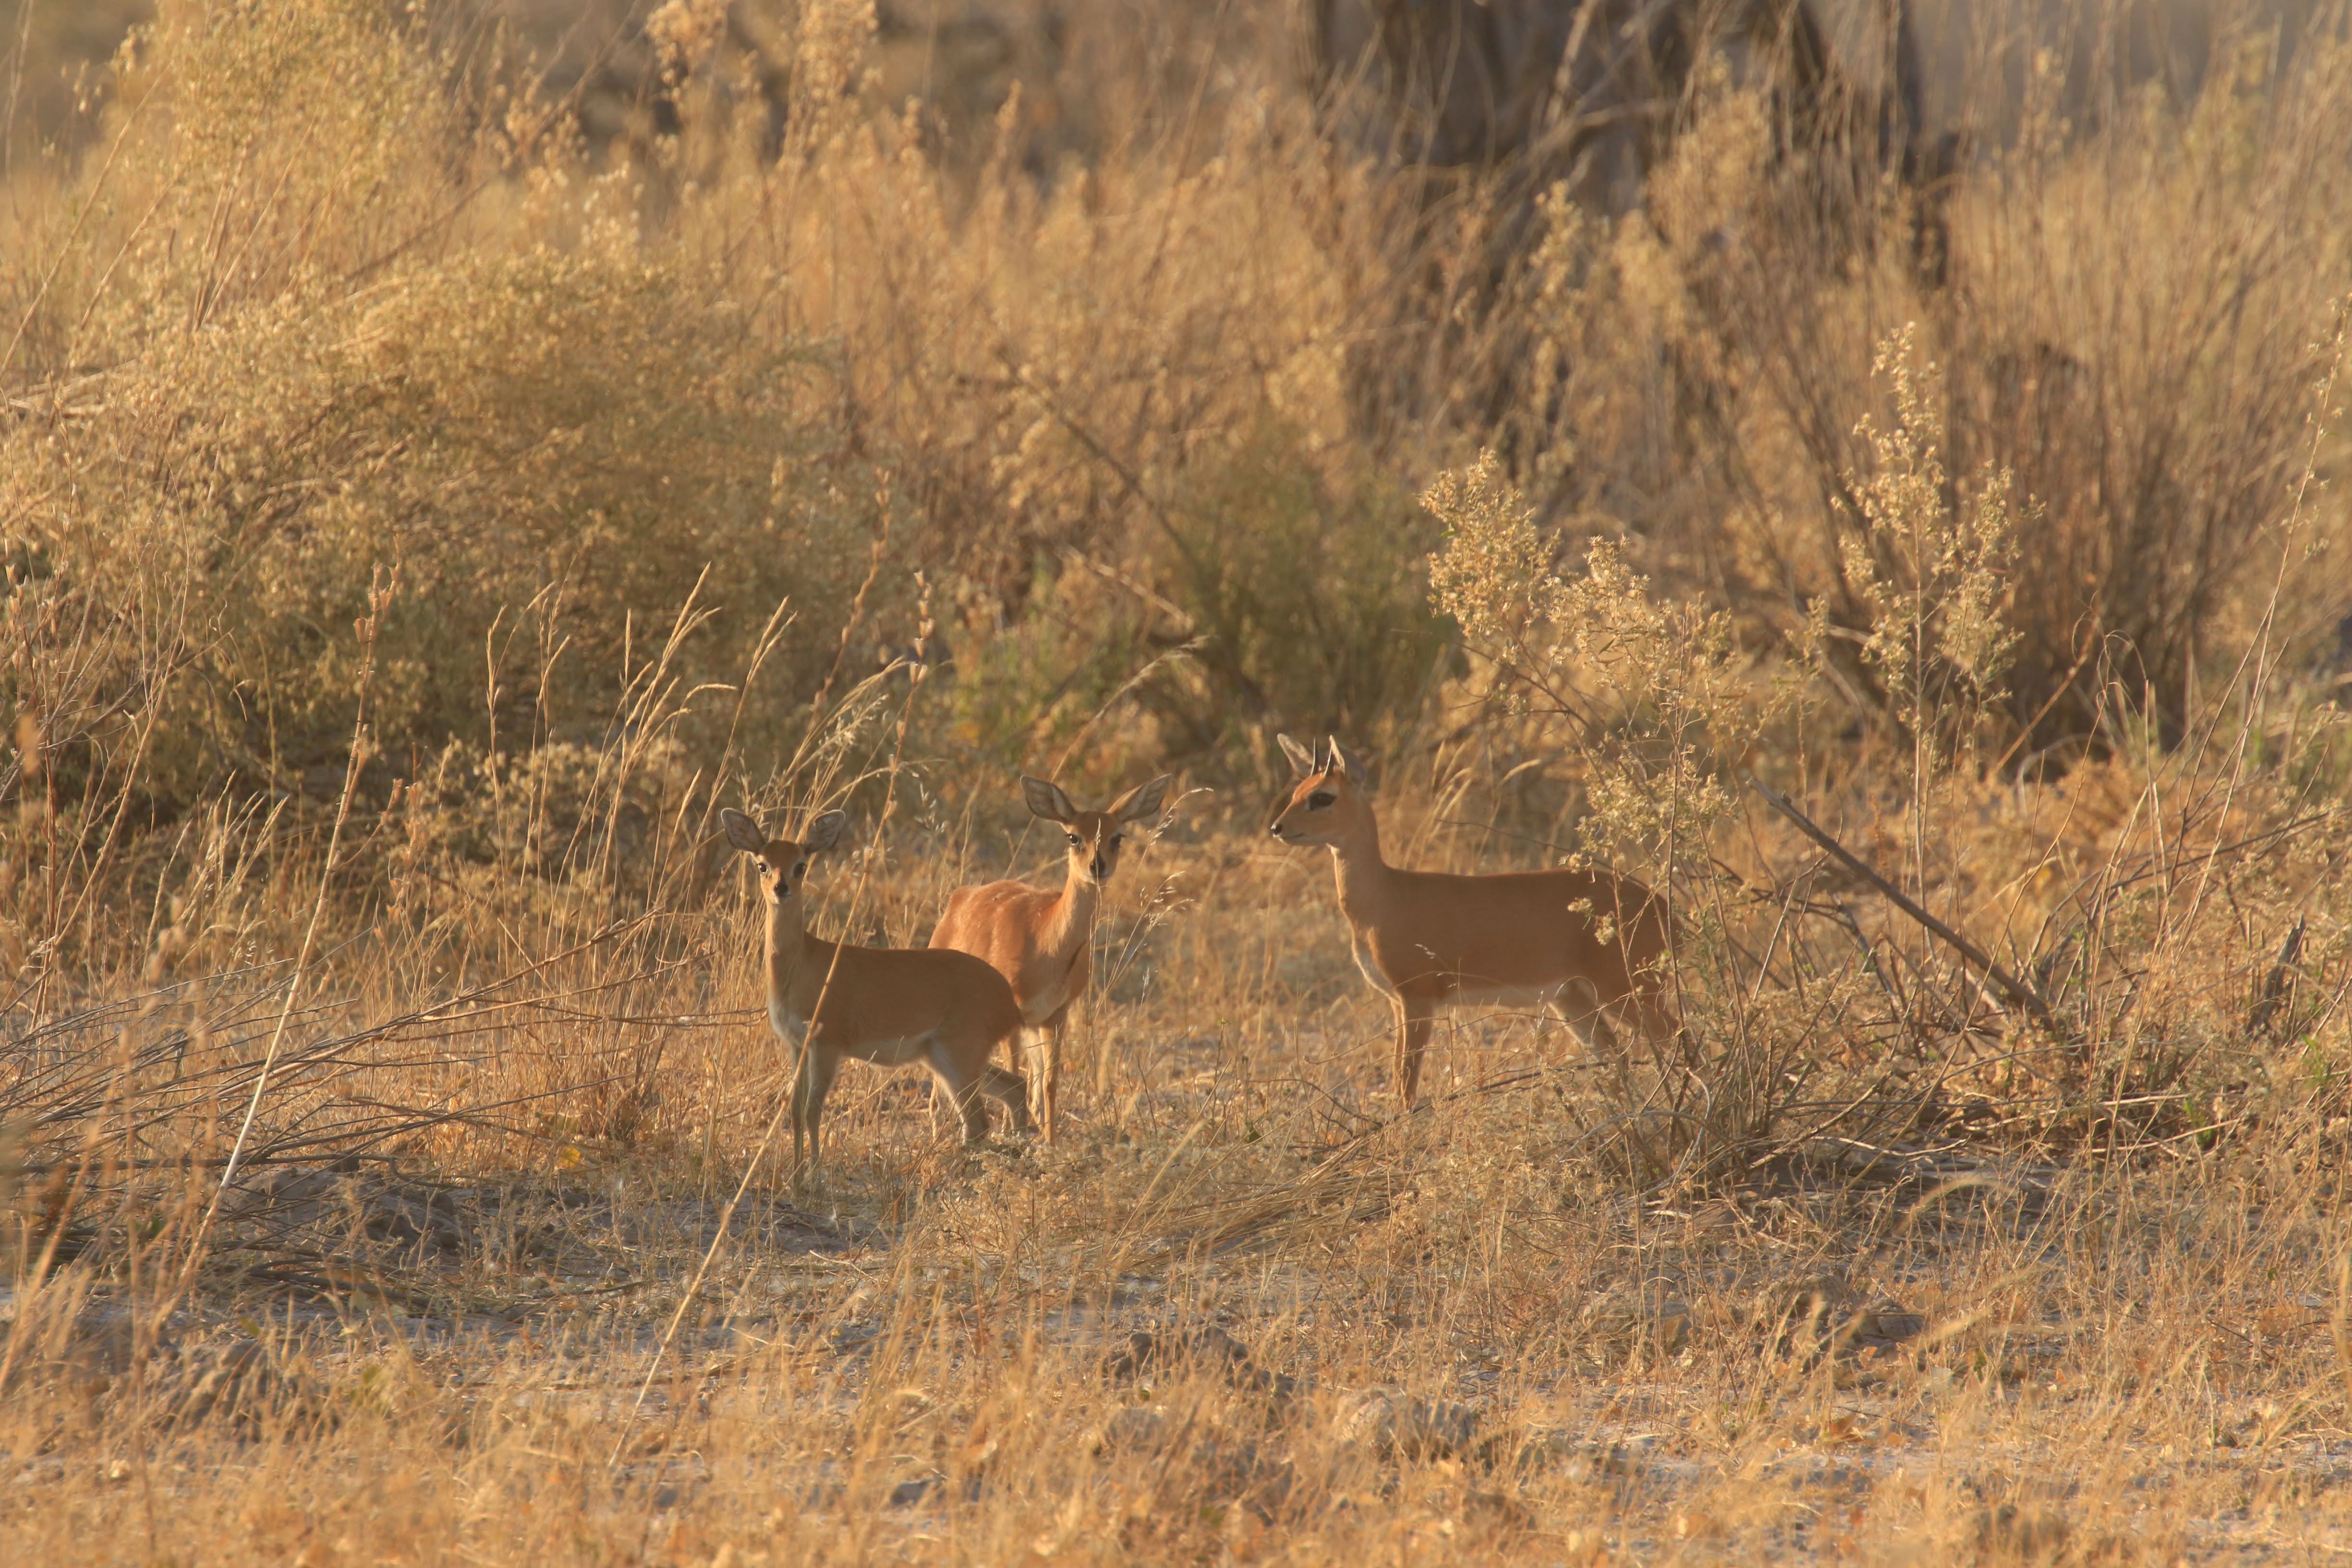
[1023,774,1171,887]
[721,808,849,908]
[1267,734,1369,848]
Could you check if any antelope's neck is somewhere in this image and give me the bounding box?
[762,900,813,999]
[1047,863,1101,958]
[1328,814,1391,927]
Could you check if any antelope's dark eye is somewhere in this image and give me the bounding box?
[793,861,808,876]
[1307,791,1335,810]
[1109,835,1124,848]
[1067,833,1082,846]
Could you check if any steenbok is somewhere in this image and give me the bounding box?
[722,808,1031,1177]
[1266,735,1674,1105]
[928,774,1172,1142]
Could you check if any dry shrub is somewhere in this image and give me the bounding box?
[1413,6,2352,754]
[947,421,1446,773]
[7,238,889,807]
[1422,316,2352,1175]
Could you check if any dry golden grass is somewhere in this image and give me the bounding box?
[8,670,2352,1564]
[6,0,2352,1562]
[6,789,2352,1565]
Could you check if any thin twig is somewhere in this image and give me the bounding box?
[1750,776,2054,1024]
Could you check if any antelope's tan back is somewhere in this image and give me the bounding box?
[721,806,1031,1167]
[1267,735,1674,1033]
[1361,863,1670,1007]
[927,775,1167,1014]
[928,881,1067,1009]
[927,773,1171,1141]
[795,939,1026,1058]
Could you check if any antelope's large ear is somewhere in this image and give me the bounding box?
[1021,776,1077,823]
[721,809,765,854]
[803,810,850,854]
[1112,775,1172,825]
[1327,737,1366,785]
[1277,733,1318,778]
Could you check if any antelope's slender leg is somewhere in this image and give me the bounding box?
[795,1039,841,1179]
[981,1062,1033,1138]
[1036,1011,1069,1142]
[1397,997,1435,1108]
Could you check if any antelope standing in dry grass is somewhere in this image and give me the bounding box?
[722,808,1031,1177]
[928,774,1172,1143]
[1267,735,1675,1105]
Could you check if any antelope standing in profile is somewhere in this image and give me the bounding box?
[928,774,1172,1143]
[722,808,1031,1177]
[1266,735,1675,1106]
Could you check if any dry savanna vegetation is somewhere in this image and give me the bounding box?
[6,0,2352,1561]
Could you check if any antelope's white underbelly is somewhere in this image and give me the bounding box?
[1021,981,1075,1026]
[1346,947,1604,1014]
[1349,933,1398,998]
[769,1002,936,1066]
[1451,977,1595,1011]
